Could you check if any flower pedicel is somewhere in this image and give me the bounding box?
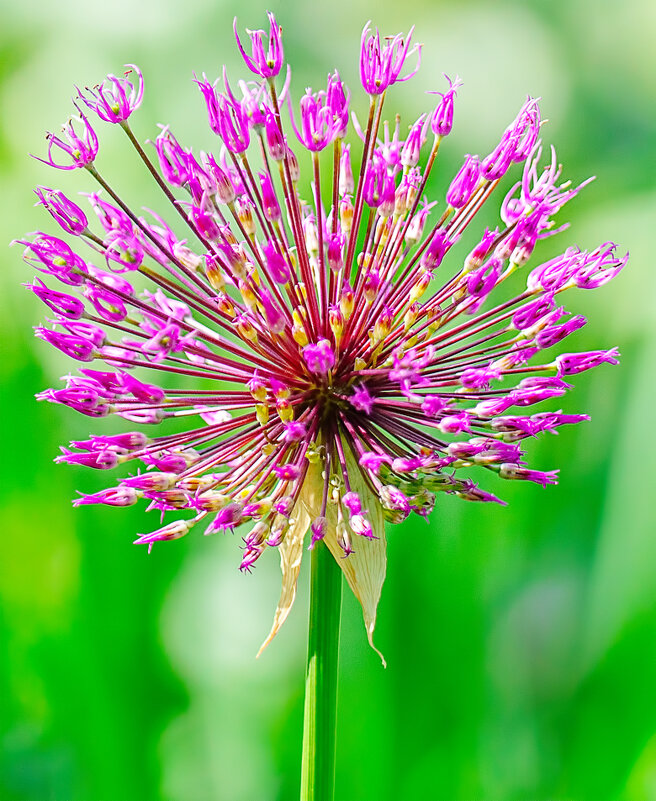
[19,14,627,657]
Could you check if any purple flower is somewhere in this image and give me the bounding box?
[34,187,88,236]
[282,420,307,442]
[380,485,410,516]
[527,248,583,292]
[481,98,539,181]
[359,22,420,95]
[574,243,628,289]
[55,447,118,469]
[422,396,447,417]
[359,452,391,474]
[197,71,250,153]
[234,12,284,79]
[26,277,85,319]
[14,233,88,285]
[498,464,559,487]
[259,288,287,334]
[259,171,281,221]
[263,240,292,284]
[401,115,428,168]
[466,256,502,298]
[78,65,144,124]
[72,431,148,452]
[274,463,300,480]
[20,14,626,653]
[460,366,501,389]
[238,80,268,131]
[86,193,133,234]
[555,349,620,376]
[421,228,453,271]
[38,386,109,417]
[447,154,480,208]
[351,384,375,414]
[310,516,327,547]
[289,85,338,152]
[134,520,191,546]
[362,154,388,208]
[327,72,350,139]
[153,127,190,187]
[103,229,144,272]
[303,340,335,374]
[263,108,286,162]
[73,487,139,507]
[430,75,461,137]
[122,473,177,491]
[35,109,98,170]
[535,315,587,349]
[35,327,98,361]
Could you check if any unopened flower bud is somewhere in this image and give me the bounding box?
[255,402,269,425]
[236,196,256,236]
[204,253,226,290]
[35,187,88,236]
[276,397,293,421]
[216,292,236,317]
[259,170,281,222]
[234,313,258,343]
[286,147,300,182]
[327,231,345,272]
[363,269,380,303]
[409,269,432,302]
[404,301,420,331]
[339,145,354,195]
[372,305,393,343]
[264,109,286,161]
[340,195,354,233]
[248,373,268,402]
[292,308,309,345]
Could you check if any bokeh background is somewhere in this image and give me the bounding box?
[1,0,655,799]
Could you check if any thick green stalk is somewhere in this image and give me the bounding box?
[300,541,342,801]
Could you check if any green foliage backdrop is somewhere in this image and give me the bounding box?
[1,0,655,799]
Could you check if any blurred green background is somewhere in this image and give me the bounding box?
[1,0,655,799]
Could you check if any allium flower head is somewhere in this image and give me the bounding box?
[19,14,627,658]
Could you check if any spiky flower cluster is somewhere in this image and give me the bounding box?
[19,15,626,647]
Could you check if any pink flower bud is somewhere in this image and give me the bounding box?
[35,187,88,235]
[26,278,85,319]
[430,75,461,137]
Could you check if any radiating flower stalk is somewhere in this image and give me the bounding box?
[19,13,626,801]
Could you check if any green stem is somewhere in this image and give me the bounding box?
[300,541,342,801]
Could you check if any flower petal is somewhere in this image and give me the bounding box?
[256,495,311,657]
[323,519,387,666]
